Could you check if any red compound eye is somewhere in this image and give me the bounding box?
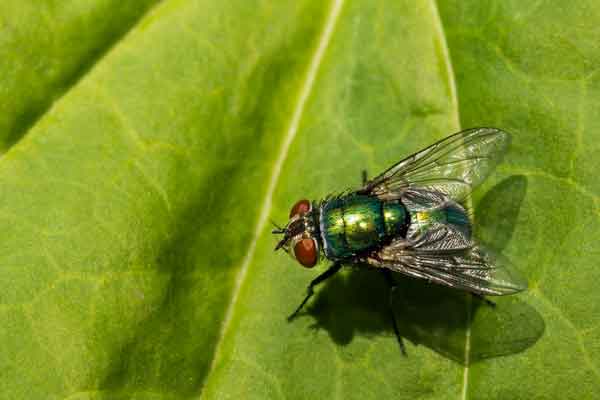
[289,199,311,218]
[294,238,318,268]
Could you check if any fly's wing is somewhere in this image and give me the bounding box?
[369,240,527,295]
[369,188,526,295]
[361,128,510,202]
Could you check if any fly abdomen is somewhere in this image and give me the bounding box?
[382,200,409,238]
[320,194,409,259]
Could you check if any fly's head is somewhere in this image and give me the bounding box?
[272,199,320,268]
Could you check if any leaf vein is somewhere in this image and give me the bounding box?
[427,1,467,399]
[3,1,161,153]
[533,288,600,382]
[199,0,345,394]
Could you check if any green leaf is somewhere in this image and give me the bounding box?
[439,1,600,398]
[0,0,159,152]
[0,1,598,399]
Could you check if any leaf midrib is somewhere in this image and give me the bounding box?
[427,1,469,399]
[199,0,346,394]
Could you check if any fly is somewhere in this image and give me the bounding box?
[272,128,527,354]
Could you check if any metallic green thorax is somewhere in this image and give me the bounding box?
[319,194,408,259]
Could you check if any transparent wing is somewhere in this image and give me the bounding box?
[361,128,510,202]
[369,242,527,295]
[401,187,473,250]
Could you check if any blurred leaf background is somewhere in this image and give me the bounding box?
[1,1,599,399]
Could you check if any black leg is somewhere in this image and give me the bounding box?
[472,292,496,307]
[361,170,368,185]
[288,262,343,321]
[382,270,407,356]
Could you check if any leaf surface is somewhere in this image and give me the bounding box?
[440,1,600,398]
[1,1,598,399]
[0,0,159,151]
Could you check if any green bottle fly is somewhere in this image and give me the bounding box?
[272,128,527,354]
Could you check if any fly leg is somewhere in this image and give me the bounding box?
[382,269,407,356]
[362,170,368,185]
[472,293,496,308]
[288,262,342,321]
